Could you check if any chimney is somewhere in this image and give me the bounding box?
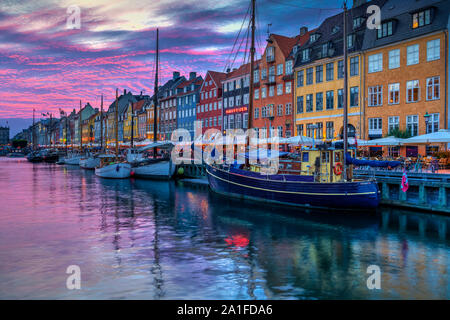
[226,68,231,73]
[173,71,180,79]
[353,0,366,8]
[189,72,197,80]
[140,91,143,97]
[300,26,308,36]
[124,89,127,95]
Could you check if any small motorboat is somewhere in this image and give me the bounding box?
[95,155,131,179]
[26,151,43,163]
[64,152,82,165]
[128,142,175,180]
[80,154,101,170]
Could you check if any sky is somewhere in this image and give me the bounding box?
[0,0,346,137]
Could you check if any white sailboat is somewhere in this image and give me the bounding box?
[64,152,82,165]
[129,29,175,180]
[79,154,100,169]
[95,89,131,179]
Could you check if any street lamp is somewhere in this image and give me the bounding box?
[424,112,430,134]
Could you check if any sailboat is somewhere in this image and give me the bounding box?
[206,0,380,210]
[80,95,103,170]
[95,89,131,179]
[129,28,176,180]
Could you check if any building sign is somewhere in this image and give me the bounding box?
[225,106,248,115]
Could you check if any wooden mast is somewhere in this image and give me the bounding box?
[79,100,83,151]
[342,1,349,181]
[248,0,255,130]
[153,28,159,159]
[32,108,35,150]
[131,102,134,149]
[115,88,119,161]
[100,94,103,151]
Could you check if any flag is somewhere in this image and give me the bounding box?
[401,169,409,192]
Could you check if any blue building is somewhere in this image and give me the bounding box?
[176,72,203,138]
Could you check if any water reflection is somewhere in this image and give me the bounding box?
[0,158,448,299]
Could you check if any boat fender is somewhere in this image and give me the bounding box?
[334,162,343,175]
[178,167,184,175]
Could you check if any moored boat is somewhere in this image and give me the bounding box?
[129,142,176,180]
[95,155,131,178]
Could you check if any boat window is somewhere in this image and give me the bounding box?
[302,152,309,163]
[321,151,330,163]
[334,152,341,163]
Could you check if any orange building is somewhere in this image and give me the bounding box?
[253,30,312,139]
[362,0,449,157]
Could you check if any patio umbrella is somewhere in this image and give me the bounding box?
[285,135,316,146]
[403,129,450,144]
[363,136,406,146]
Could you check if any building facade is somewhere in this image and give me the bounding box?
[176,72,203,138]
[197,71,226,134]
[159,72,186,140]
[0,126,9,145]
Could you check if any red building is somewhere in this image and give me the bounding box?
[252,29,312,138]
[197,71,226,134]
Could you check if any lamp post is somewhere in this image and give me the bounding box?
[424,112,430,134]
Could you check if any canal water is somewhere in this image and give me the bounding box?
[0,158,448,299]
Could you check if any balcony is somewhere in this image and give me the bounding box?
[282,74,294,81]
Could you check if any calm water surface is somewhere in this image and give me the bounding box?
[0,158,448,299]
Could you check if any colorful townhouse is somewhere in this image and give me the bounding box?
[361,0,450,157]
[253,30,312,139]
[137,101,149,141]
[124,99,147,142]
[222,63,252,133]
[159,72,186,140]
[197,71,226,134]
[294,0,387,141]
[176,72,203,138]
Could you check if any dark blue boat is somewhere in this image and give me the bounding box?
[206,161,380,210]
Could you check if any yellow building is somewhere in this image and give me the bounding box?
[146,102,160,140]
[292,2,372,141]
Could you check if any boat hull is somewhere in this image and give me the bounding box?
[206,165,380,210]
[132,160,175,180]
[64,157,81,165]
[95,163,131,179]
[80,157,100,170]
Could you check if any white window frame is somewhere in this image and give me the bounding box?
[407,44,419,66]
[388,49,400,69]
[368,53,383,73]
[427,39,440,62]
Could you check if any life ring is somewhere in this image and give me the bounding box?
[334,162,343,175]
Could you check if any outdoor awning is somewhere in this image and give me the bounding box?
[403,130,450,144]
[285,135,316,146]
[362,136,406,146]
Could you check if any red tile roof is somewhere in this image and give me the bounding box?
[270,29,316,59]
[208,71,226,86]
[225,59,261,80]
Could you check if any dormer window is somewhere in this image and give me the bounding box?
[302,49,310,61]
[377,21,394,39]
[353,17,363,29]
[322,43,329,57]
[412,8,432,29]
[332,26,340,34]
[184,87,187,93]
[347,34,355,48]
[310,34,320,42]
[191,84,195,91]
[293,46,298,54]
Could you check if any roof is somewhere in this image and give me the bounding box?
[362,0,450,51]
[294,0,388,68]
[224,60,259,80]
[208,70,227,87]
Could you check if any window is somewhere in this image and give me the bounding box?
[353,17,363,28]
[369,118,383,135]
[254,108,259,119]
[297,96,304,114]
[388,116,399,134]
[277,83,283,95]
[261,106,267,118]
[316,92,323,111]
[285,103,292,115]
[277,104,283,116]
[316,122,323,139]
[350,87,359,107]
[337,60,344,79]
[269,86,274,97]
[302,49,310,61]
[255,89,259,99]
[310,34,320,42]
[406,115,419,136]
[368,53,383,73]
[326,121,334,139]
[388,83,400,104]
[262,87,267,98]
[350,56,359,76]
[412,9,431,29]
[297,70,304,87]
[229,114,235,129]
[326,63,334,81]
[326,91,334,110]
[316,65,323,83]
[306,124,314,138]
[406,80,420,103]
[277,64,284,76]
[261,68,267,80]
[347,34,355,48]
[285,82,292,94]
[377,21,393,39]
[368,86,382,107]
[306,94,313,112]
[243,93,249,105]
[229,96,234,107]
[254,70,259,83]
[286,60,293,75]
[297,124,304,136]
[426,76,440,100]
[389,49,400,69]
[427,39,440,61]
[337,89,343,109]
[427,113,439,133]
[407,44,419,65]
[321,43,328,57]
[223,98,228,108]
[266,46,275,62]
[306,68,313,85]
